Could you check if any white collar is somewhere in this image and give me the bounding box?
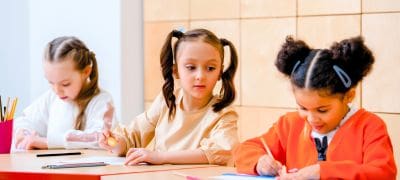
[311,105,359,144]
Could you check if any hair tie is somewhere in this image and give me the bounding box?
[220,38,229,46]
[172,30,183,38]
[333,65,352,88]
[291,60,301,75]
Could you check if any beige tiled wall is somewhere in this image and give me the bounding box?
[144,0,400,174]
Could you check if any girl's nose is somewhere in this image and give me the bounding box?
[53,85,62,95]
[195,70,205,80]
[307,112,318,123]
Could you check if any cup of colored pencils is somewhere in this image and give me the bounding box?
[0,96,18,154]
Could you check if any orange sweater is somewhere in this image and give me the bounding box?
[233,109,397,179]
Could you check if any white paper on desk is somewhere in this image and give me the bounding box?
[59,156,126,165]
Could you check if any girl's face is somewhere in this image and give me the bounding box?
[293,87,354,134]
[44,57,90,102]
[175,41,222,102]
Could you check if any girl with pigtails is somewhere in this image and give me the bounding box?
[100,28,239,165]
[233,36,397,179]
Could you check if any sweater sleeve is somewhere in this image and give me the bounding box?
[233,115,287,175]
[63,91,115,149]
[199,109,239,165]
[13,90,52,137]
[112,92,164,153]
[320,117,397,179]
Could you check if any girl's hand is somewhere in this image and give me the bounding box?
[256,154,283,176]
[98,130,126,156]
[14,129,30,148]
[125,148,163,165]
[279,164,320,180]
[15,130,48,150]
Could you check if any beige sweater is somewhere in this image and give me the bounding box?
[113,89,239,165]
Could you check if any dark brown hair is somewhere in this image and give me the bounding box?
[44,36,100,130]
[160,28,238,120]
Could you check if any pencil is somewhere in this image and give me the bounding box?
[9,98,18,120]
[5,97,10,121]
[36,152,82,157]
[260,137,275,161]
[260,137,286,175]
[0,95,3,121]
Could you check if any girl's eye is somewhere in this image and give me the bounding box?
[299,107,307,111]
[62,83,71,87]
[317,109,328,113]
[207,66,216,71]
[186,66,195,70]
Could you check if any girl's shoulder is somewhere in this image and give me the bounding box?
[274,111,307,131]
[349,109,387,128]
[90,89,113,102]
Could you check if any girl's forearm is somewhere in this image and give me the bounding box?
[160,149,208,164]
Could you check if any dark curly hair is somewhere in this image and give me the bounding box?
[160,28,238,120]
[275,36,374,95]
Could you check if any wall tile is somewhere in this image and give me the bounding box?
[190,20,241,105]
[190,0,240,20]
[362,13,400,113]
[378,113,400,175]
[297,15,361,48]
[144,22,189,101]
[240,0,296,18]
[241,18,297,107]
[363,0,400,13]
[237,106,293,141]
[144,0,189,21]
[298,0,360,16]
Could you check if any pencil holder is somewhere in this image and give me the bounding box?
[0,119,13,154]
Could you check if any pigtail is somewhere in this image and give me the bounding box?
[160,30,183,120]
[330,36,374,86]
[74,50,100,130]
[212,38,238,112]
[275,36,311,77]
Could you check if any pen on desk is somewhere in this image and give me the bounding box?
[41,162,108,169]
[260,137,286,175]
[36,152,82,157]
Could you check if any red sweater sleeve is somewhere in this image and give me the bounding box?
[233,116,287,175]
[320,115,397,179]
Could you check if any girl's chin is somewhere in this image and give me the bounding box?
[312,126,327,133]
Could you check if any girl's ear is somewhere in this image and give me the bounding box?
[344,88,356,104]
[173,64,179,79]
[82,65,92,79]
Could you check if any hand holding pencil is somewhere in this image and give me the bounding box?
[256,137,286,176]
[102,103,117,147]
[98,103,126,156]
